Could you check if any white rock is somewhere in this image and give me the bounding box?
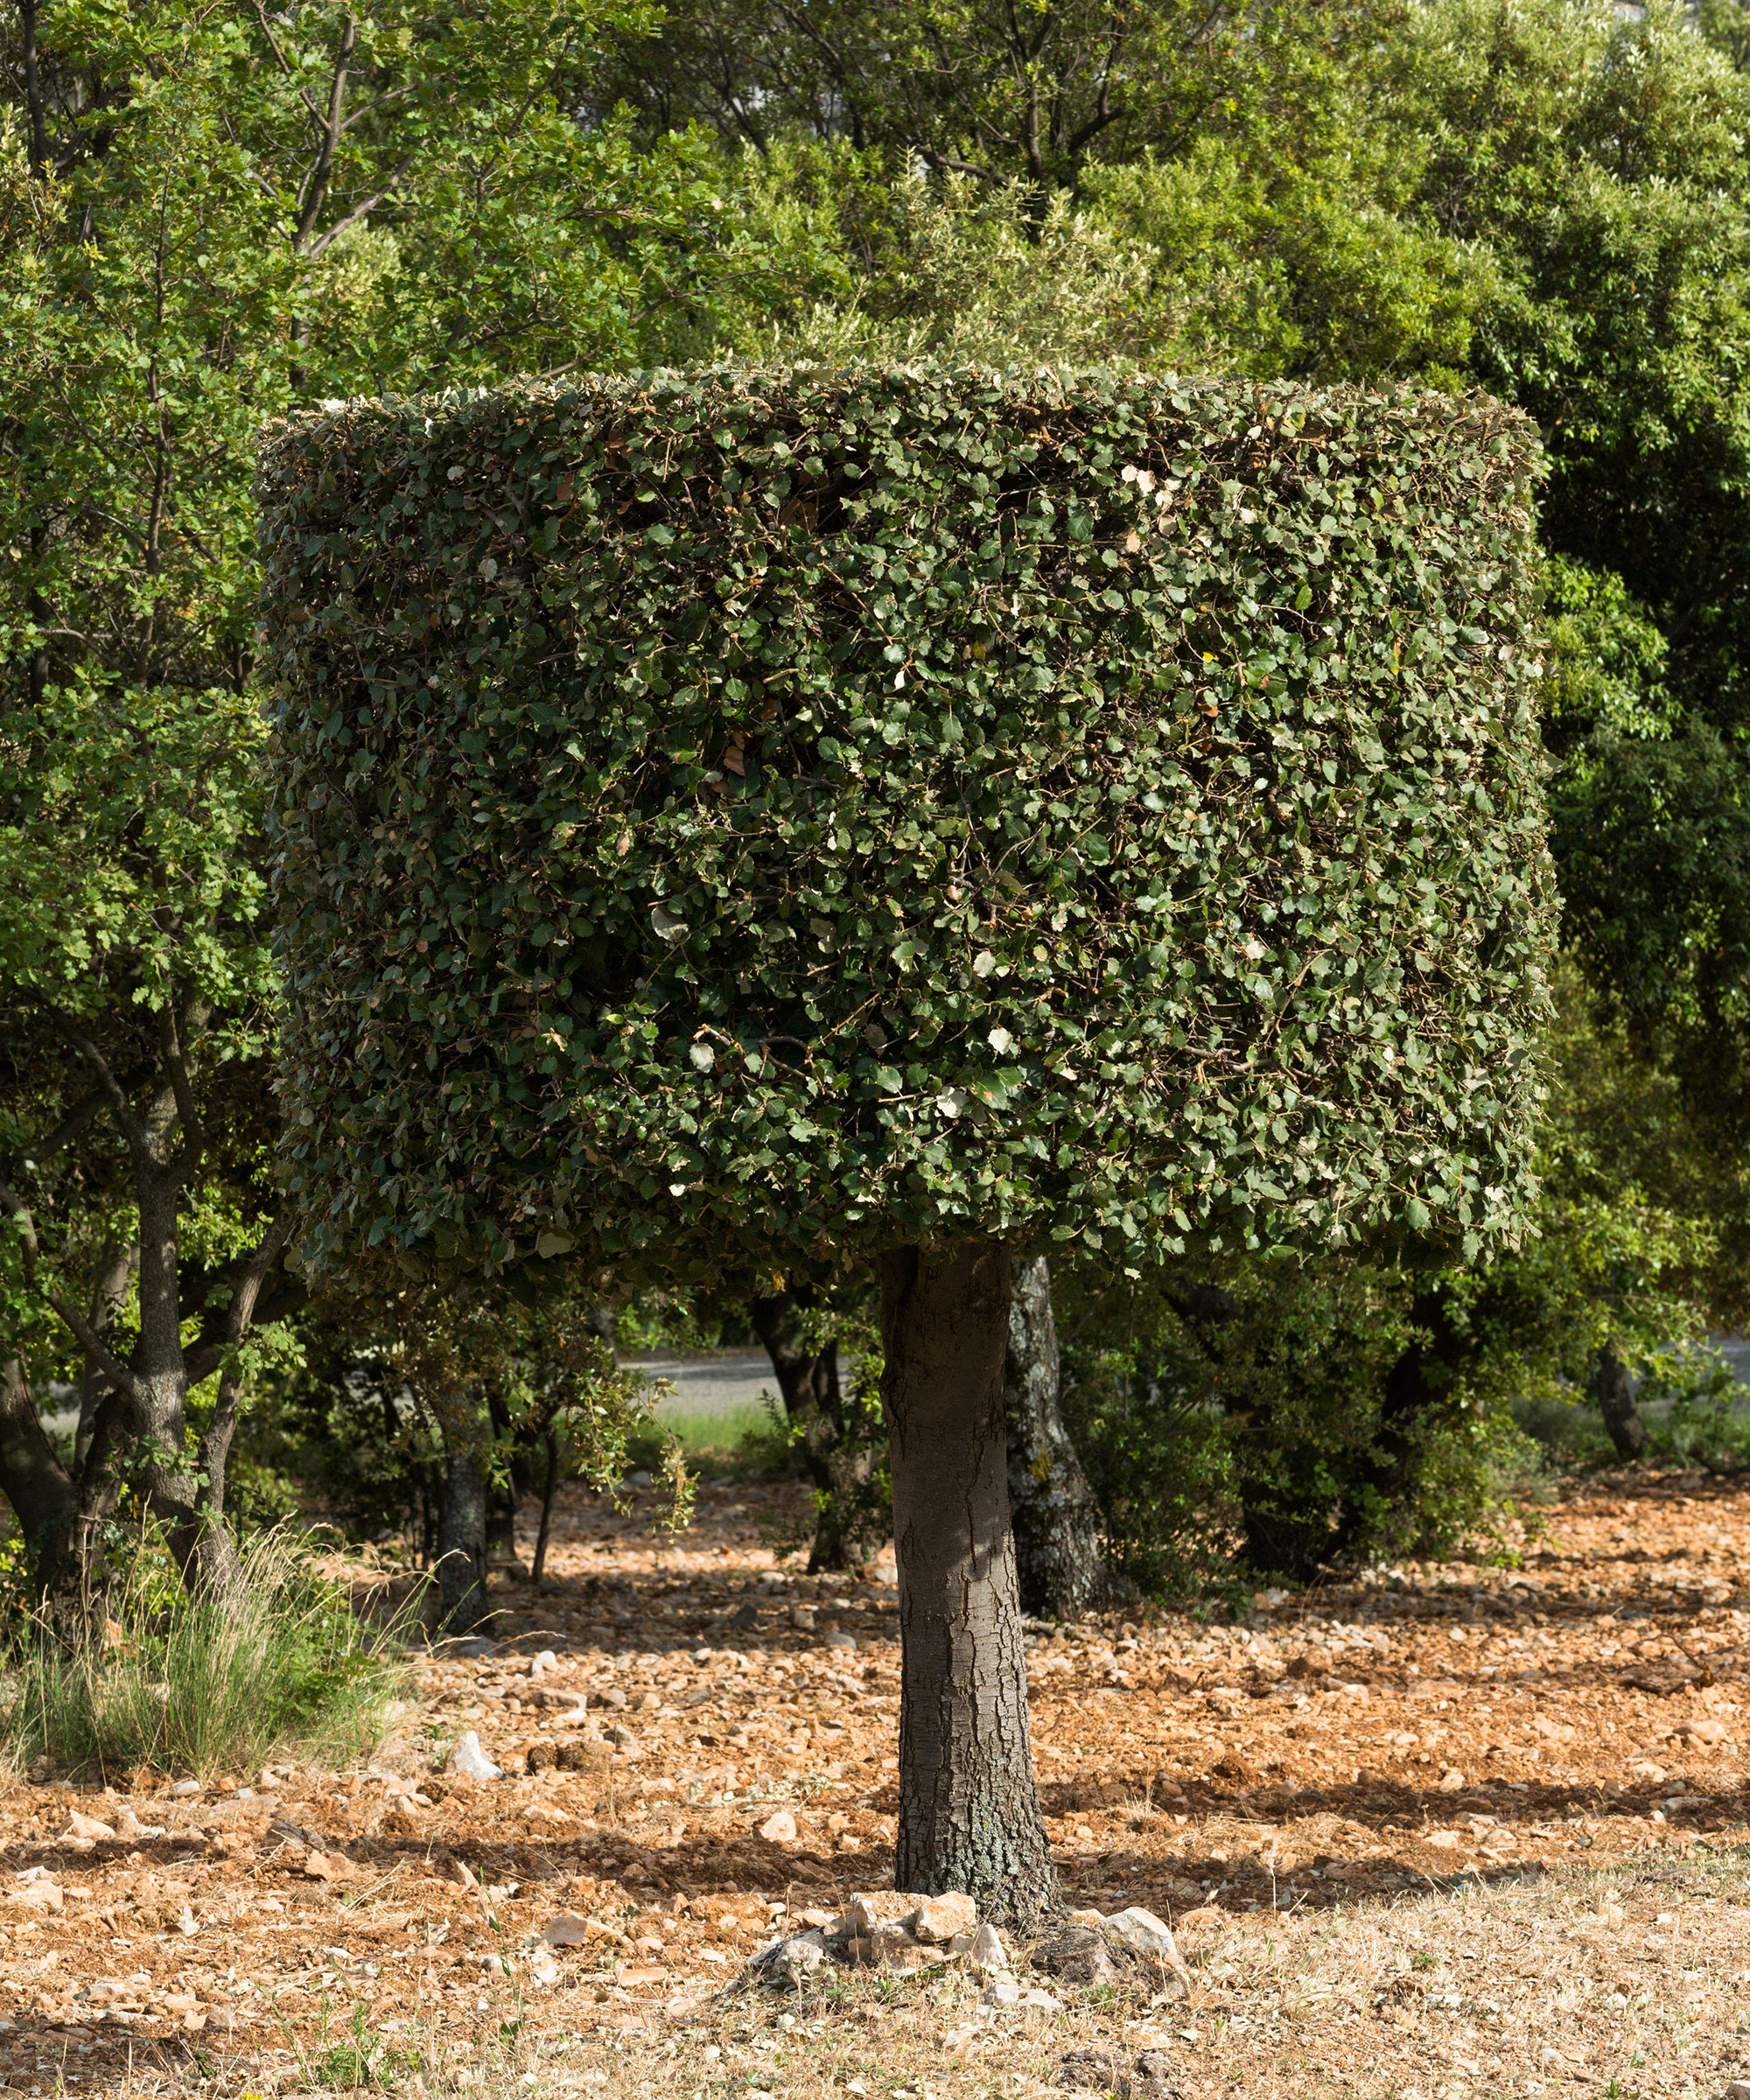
[756,1929,827,1984]
[445,1731,502,1781]
[981,1980,1061,2013]
[1098,1907,1186,1969]
[909,1892,977,1944]
[844,1894,894,1937]
[824,1631,858,1651]
[760,1808,798,1843]
[528,1650,558,1678]
[970,1922,1010,1975]
[5,1881,60,1914]
[170,1779,201,1798]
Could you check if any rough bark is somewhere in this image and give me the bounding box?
[749,1292,872,1572]
[0,1018,291,1618]
[182,1210,295,1600]
[1,1133,286,1604]
[1004,1256,1114,1620]
[437,1445,490,1634]
[133,1165,243,1599]
[880,1240,1054,1924]
[0,1355,80,1610]
[74,1239,136,1478]
[1593,1346,1647,1460]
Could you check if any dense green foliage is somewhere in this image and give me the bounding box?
[0,0,747,1604]
[7,0,1750,1614]
[1055,966,1746,1589]
[261,369,1549,1284]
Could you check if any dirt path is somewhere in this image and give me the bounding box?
[5,1471,1750,2099]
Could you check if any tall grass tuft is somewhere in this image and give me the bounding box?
[4,1527,412,1781]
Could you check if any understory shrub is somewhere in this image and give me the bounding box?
[1060,1253,1546,1591]
[3,1529,411,1780]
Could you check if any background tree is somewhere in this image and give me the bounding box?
[293,1275,668,1631]
[0,0,785,1604]
[1004,1256,1120,1619]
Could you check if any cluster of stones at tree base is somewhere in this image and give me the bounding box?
[1032,1905,1192,1993]
[749,1889,1188,2010]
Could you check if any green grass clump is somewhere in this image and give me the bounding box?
[4,1527,411,1782]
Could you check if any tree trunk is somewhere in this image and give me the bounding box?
[1324,1285,1468,1566]
[879,1241,1054,1925]
[1593,1346,1647,1460]
[750,1292,873,1572]
[0,1355,80,1620]
[133,1163,242,1596]
[486,1477,518,1562]
[74,1239,136,1477]
[437,1445,490,1634]
[483,1386,520,1563]
[532,1430,560,1586]
[1004,1256,1114,1620]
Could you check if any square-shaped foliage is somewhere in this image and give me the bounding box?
[258,366,1550,1279]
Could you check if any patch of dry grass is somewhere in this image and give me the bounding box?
[58,1847,1750,2100]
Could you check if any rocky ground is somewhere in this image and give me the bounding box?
[4,1468,1750,2100]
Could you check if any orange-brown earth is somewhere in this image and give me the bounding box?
[5,1469,1750,2098]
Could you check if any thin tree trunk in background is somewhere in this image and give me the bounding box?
[750,1292,871,1572]
[1593,1346,1647,1459]
[1004,1255,1114,1620]
[437,1445,490,1634]
[532,1430,561,1585]
[880,1240,1054,1925]
[134,1162,243,1598]
[75,1240,136,1476]
[186,1208,293,1601]
[483,1385,519,1562]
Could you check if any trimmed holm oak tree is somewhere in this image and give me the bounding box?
[258,366,1549,1921]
